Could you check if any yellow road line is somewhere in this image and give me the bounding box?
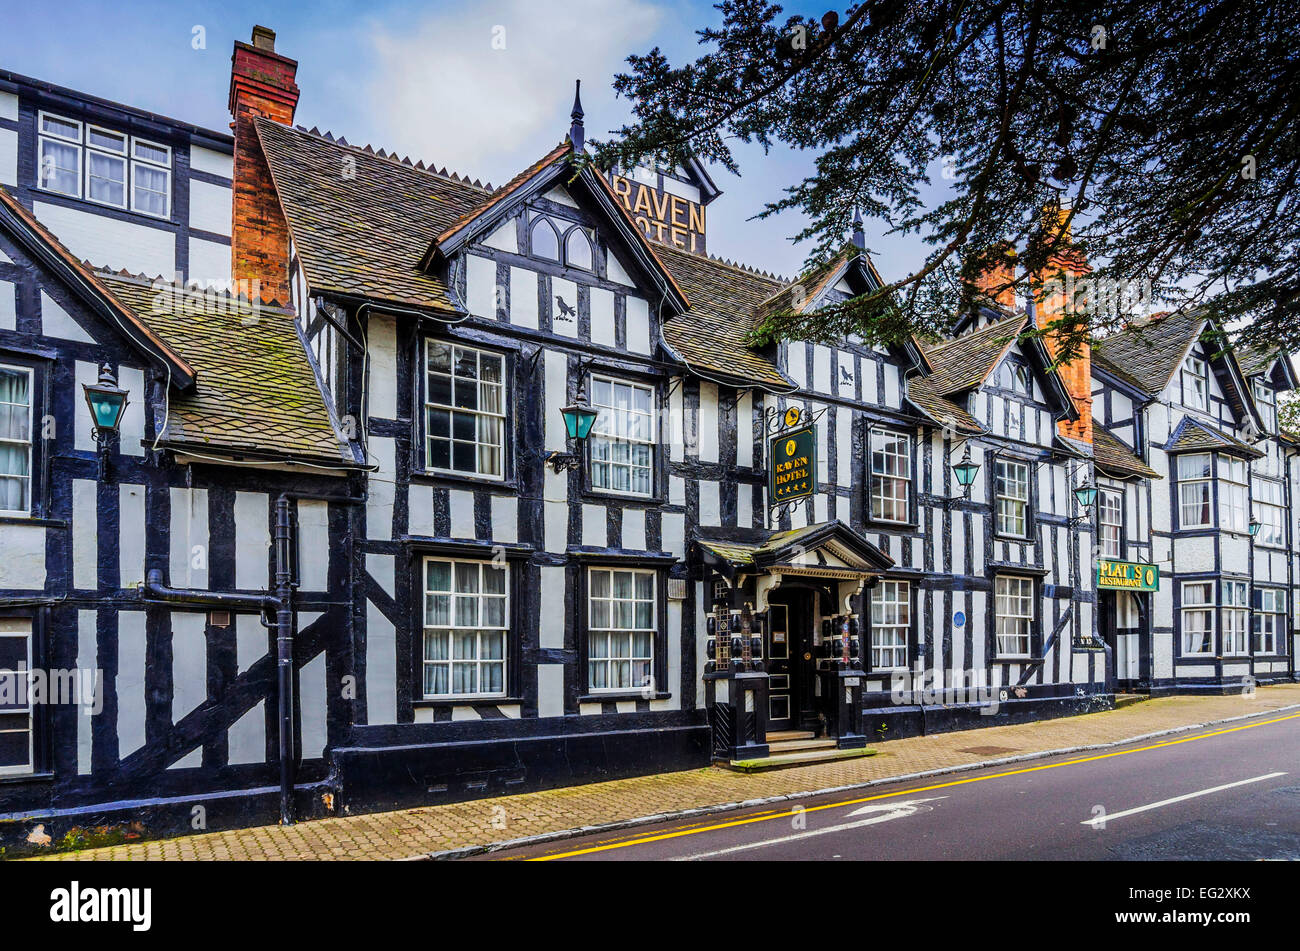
[528,711,1300,860]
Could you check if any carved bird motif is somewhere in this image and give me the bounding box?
[554,295,576,321]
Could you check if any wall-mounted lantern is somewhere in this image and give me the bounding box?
[942,445,980,507]
[82,363,129,479]
[1072,482,1098,509]
[546,381,598,473]
[1248,515,1262,538]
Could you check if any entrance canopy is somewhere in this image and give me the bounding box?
[696,520,895,614]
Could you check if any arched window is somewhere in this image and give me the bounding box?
[530,217,560,261]
[565,227,593,271]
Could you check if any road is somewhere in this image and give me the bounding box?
[473,709,1300,861]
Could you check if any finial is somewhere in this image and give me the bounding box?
[852,208,865,250]
[569,79,585,153]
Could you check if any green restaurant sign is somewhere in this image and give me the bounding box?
[769,425,817,504]
[1097,559,1160,592]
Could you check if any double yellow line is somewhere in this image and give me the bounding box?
[526,711,1300,860]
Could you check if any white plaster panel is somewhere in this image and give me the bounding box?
[481,219,518,253]
[118,365,146,456]
[190,145,233,178]
[539,566,567,649]
[187,237,231,289]
[0,128,15,187]
[299,652,328,759]
[622,507,646,551]
[466,253,499,320]
[117,611,147,759]
[40,290,94,343]
[366,552,394,599]
[625,296,650,354]
[236,612,266,674]
[77,609,96,774]
[169,487,208,590]
[171,611,208,723]
[365,600,397,724]
[449,488,475,540]
[490,495,518,543]
[537,663,565,718]
[582,502,606,548]
[118,484,146,589]
[189,179,231,236]
[73,479,97,590]
[699,480,721,527]
[697,383,719,462]
[367,437,395,540]
[234,491,269,590]
[297,500,330,591]
[33,201,175,278]
[589,286,615,347]
[510,267,539,329]
[551,276,578,337]
[367,316,398,420]
[227,700,265,764]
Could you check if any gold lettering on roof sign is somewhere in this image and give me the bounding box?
[610,175,706,253]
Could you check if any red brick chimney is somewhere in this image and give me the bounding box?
[972,249,1017,310]
[1032,206,1093,444]
[229,25,299,305]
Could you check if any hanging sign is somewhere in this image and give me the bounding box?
[1096,560,1159,592]
[769,425,817,505]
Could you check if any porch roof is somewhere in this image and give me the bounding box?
[696,519,895,578]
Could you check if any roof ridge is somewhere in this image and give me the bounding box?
[287,122,493,193]
[664,244,789,285]
[94,267,295,312]
[927,312,1026,354]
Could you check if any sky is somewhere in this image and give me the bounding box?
[0,0,930,282]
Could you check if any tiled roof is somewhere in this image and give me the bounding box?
[752,250,851,325]
[1092,311,1203,396]
[254,118,489,313]
[100,273,350,464]
[1234,344,1290,380]
[1093,425,1160,479]
[905,376,984,435]
[1163,415,1264,459]
[921,313,1027,395]
[656,245,794,390]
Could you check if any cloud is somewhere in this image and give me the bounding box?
[355,0,663,185]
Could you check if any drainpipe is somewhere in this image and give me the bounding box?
[273,496,296,825]
[141,494,298,825]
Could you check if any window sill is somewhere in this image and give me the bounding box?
[0,515,66,528]
[578,691,671,704]
[413,696,522,707]
[863,518,919,533]
[0,770,52,785]
[410,469,518,493]
[34,185,173,225]
[581,488,668,508]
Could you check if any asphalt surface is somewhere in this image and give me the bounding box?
[474,709,1300,861]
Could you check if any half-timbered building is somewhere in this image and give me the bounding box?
[0,25,1295,852]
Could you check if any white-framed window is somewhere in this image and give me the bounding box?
[0,617,34,776]
[565,228,593,271]
[1254,588,1286,655]
[0,366,33,515]
[529,215,560,261]
[37,112,81,198]
[589,376,655,496]
[36,113,172,218]
[995,458,1031,537]
[1222,580,1249,655]
[85,125,127,208]
[995,575,1034,657]
[130,137,171,218]
[588,567,655,692]
[1253,380,1276,433]
[870,580,909,669]
[869,429,911,523]
[1182,355,1208,411]
[424,341,506,478]
[1217,455,1249,533]
[421,559,508,699]
[1180,581,1214,655]
[1253,478,1285,546]
[1176,453,1212,528]
[1098,488,1123,559]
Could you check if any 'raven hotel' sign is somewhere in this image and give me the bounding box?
[610,175,707,253]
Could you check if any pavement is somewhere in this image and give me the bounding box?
[27,683,1300,861]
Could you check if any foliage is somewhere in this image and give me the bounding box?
[595,1,1300,363]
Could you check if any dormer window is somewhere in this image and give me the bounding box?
[997,359,1032,396]
[529,213,594,271]
[1253,380,1276,433]
[1182,355,1208,411]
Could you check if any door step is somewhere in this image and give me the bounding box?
[766,730,817,743]
[767,737,837,753]
[724,745,876,772]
